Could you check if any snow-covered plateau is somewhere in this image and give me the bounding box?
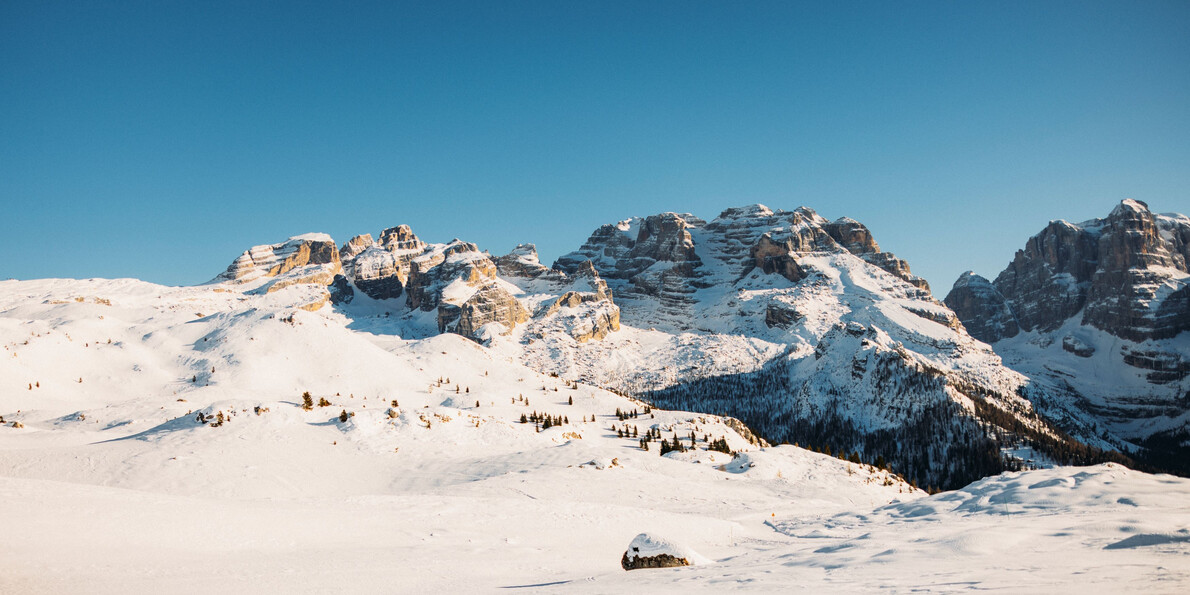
[2,276,1188,593]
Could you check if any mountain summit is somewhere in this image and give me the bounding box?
[945,200,1189,471]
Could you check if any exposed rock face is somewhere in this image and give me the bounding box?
[213,234,342,293]
[405,241,497,312]
[329,274,354,305]
[628,213,702,268]
[440,283,530,340]
[340,234,374,258]
[944,200,1190,466]
[764,302,802,328]
[553,220,640,277]
[750,234,806,282]
[823,217,930,291]
[947,199,1190,343]
[822,217,878,254]
[620,534,700,571]
[1061,335,1093,358]
[379,225,425,252]
[944,272,1019,342]
[553,204,933,330]
[352,246,407,300]
[337,226,430,301]
[495,244,559,280]
[621,552,688,571]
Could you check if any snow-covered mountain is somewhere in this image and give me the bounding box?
[2,206,1188,591]
[172,203,1132,490]
[945,200,1190,473]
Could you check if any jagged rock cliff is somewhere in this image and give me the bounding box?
[210,234,343,309]
[213,234,342,289]
[945,272,1019,342]
[539,204,1100,489]
[216,226,620,345]
[944,199,1190,468]
[948,199,1189,343]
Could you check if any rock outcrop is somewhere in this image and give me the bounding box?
[212,234,342,293]
[553,204,933,330]
[495,244,560,280]
[338,226,430,301]
[620,534,701,571]
[944,200,1190,468]
[351,246,408,300]
[439,283,530,340]
[946,199,1190,343]
[405,241,497,312]
[943,272,1018,342]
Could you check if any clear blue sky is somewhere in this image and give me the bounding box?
[3,1,1188,292]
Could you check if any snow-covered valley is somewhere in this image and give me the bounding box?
[2,277,1188,593]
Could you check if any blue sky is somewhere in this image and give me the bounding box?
[3,1,1188,291]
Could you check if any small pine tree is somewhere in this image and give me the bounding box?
[318,397,331,407]
[520,413,528,423]
[302,392,314,411]
[568,396,574,405]
[339,410,349,423]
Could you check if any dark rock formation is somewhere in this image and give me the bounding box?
[944,272,1019,343]
[329,274,354,305]
[947,199,1190,343]
[621,552,688,571]
[352,246,407,300]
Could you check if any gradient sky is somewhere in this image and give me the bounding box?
[3,1,1188,292]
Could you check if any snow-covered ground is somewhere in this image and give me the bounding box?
[2,278,1187,593]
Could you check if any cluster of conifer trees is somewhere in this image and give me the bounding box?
[639,353,1132,490]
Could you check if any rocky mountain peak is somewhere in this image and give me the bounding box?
[953,199,1189,343]
[716,204,774,219]
[628,212,703,265]
[380,224,425,252]
[213,234,341,289]
[495,244,554,279]
[943,272,1017,342]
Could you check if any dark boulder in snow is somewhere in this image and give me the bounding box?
[621,533,707,570]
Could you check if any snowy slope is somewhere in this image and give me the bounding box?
[2,269,1187,592]
[945,200,1190,471]
[527,206,1102,489]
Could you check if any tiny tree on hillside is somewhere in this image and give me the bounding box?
[302,392,314,411]
[339,409,349,423]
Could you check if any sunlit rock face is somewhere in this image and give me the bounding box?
[213,234,342,292]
